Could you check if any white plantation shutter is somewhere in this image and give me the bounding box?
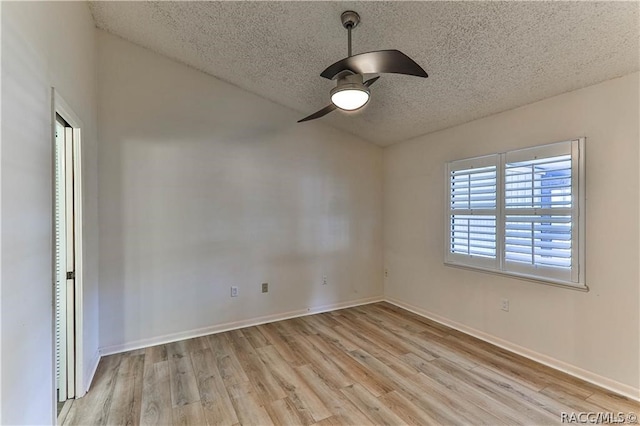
[445,139,585,288]
[446,155,499,269]
[503,141,580,283]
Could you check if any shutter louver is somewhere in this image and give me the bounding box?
[451,215,496,258]
[504,154,573,274]
[55,127,63,388]
[448,161,498,266]
[451,166,497,210]
[505,215,572,268]
[505,155,572,210]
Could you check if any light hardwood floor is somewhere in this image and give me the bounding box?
[60,302,639,425]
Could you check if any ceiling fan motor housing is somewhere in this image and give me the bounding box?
[333,73,366,90]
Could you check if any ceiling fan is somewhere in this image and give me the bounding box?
[298,10,428,123]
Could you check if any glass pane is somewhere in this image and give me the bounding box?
[505,155,571,209]
[450,215,496,258]
[505,215,572,268]
[451,166,497,210]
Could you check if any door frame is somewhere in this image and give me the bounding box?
[51,88,84,403]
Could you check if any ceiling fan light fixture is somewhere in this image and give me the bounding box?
[331,87,370,110]
[330,75,370,110]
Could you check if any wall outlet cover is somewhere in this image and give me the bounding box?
[501,298,509,312]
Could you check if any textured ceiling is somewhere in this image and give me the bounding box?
[89,1,639,146]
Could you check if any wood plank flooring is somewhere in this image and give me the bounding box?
[60,302,639,425]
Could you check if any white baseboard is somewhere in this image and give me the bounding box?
[99,296,384,357]
[80,350,101,397]
[95,294,638,402]
[385,296,640,402]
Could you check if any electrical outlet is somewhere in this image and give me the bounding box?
[501,298,509,312]
[231,286,239,297]
[322,275,327,285]
[262,282,268,293]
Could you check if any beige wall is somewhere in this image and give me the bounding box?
[1,2,99,424]
[383,72,640,393]
[2,5,637,422]
[97,31,383,351]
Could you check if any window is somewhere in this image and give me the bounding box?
[445,139,585,289]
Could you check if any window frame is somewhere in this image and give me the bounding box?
[444,138,586,290]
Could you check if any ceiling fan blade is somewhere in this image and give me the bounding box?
[297,104,338,123]
[321,50,428,80]
[363,76,380,87]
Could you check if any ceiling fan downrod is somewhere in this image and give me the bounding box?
[340,11,360,57]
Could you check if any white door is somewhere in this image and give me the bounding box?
[55,115,75,402]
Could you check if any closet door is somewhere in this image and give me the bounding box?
[55,115,75,402]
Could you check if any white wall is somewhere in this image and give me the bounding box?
[384,73,640,395]
[0,2,99,424]
[97,31,383,352]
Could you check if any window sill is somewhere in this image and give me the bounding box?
[444,261,589,292]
